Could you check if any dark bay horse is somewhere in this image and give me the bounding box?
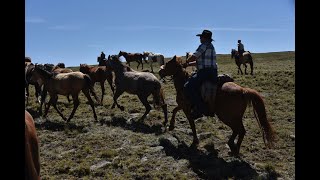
[231,49,254,75]
[105,55,168,123]
[97,56,108,66]
[79,64,114,104]
[31,65,100,122]
[25,110,40,180]
[25,62,43,105]
[158,55,275,155]
[118,51,145,70]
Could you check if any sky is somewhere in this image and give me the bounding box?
[25,0,295,67]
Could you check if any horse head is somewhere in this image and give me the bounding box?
[79,64,90,74]
[118,51,127,57]
[231,49,237,59]
[159,55,182,79]
[56,63,66,68]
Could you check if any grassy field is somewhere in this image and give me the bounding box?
[26,51,295,179]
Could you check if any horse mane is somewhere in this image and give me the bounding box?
[25,57,32,62]
[35,65,53,79]
[56,63,66,68]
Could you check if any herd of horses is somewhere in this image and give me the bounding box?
[25,50,273,179]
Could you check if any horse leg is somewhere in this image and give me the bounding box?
[250,61,254,75]
[100,81,105,105]
[227,131,238,155]
[184,109,199,146]
[107,72,114,95]
[111,88,124,111]
[66,94,71,103]
[26,84,30,105]
[169,106,182,131]
[107,74,115,95]
[234,122,246,155]
[244,64,248,75]
[150,61,154,73]
[141,60,143,70]
[66,94,80,122]
[38,88,47,115]
[238,65,243,75]
[50,95,68,121]
[137,94,151,121]
[34,84,42,104]
[162,103,168,127]
[82,89,98,121]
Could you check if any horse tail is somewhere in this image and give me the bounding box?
[152,83,165,108]
[243,88,276,148]
[84,74,100,103]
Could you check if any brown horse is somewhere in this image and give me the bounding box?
[30,64,100,122]
[158,56,275,155]
[97,56,108,66]
[40,63,73,112]
[79,64,115,104]
[231,49,254,75]
[105,55,168,123]
[118,51,145,70]
[25,110,40,180]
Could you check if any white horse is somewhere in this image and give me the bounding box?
[143,51,165,73]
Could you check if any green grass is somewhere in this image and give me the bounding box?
[26,51,295,179]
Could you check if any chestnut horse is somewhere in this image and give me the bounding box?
[79,64,114,104]
[30,64,100,122]
[105,55,168,123]
[25,110,40,180]
[118,51,145,70]
[231,49,254,75]
[158,56,275,155]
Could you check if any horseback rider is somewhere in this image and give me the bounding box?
[237,40,245,57]
[183,29,218,119]
[100,51,106,60]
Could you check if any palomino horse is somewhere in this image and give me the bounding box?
[25,110,40,180]
[105,55,168,123]
[142,51,165,73]
[118,51,145,70]
[79,64,115,104]
[231,49,254,75]
[158,56,275,155]
[30,64,100,122]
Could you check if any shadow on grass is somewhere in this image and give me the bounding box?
[159,138,259,180]
[34,118,86,132]
[101,116,163,135]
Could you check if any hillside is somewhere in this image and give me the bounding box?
[26,51,295,179]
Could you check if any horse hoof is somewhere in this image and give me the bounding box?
[168,125,175,131]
